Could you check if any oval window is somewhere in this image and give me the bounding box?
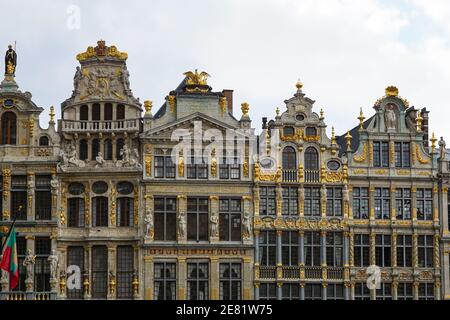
[260,157,276,170]
[117,181,134,195]
[68,182,85,196]
[92,181,108,194]
[327,161,341,171]
[296,114,305,121]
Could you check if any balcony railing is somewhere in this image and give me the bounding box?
[0,292,56,300]
[305,267,322,280]
[282,266,300,279]
[282,170,298,182]
[327,267,344,280]
[60,119,141,132]
[259,266,276,279]
[304,170,320,183]
[258,266,344,281]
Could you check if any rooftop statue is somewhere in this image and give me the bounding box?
[5,44,17,76]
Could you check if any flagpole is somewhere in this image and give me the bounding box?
[0,206,22,253]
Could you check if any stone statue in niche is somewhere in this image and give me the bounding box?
[243,210,251,239]
[144,208,153,237]
[73,66,82,92]
[384,104,397,131]
[115,145,141,169]
[23,249,36,281]
[121,64,131,93]
[95,152,105,168]
[178,210,186,239]
[48,250,59,281]
[405,109,418,132]
[210,214,219,238]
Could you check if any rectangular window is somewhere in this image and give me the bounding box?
[327,284,344,300]
[417,189,433,221]
[187,197,209,242]
[91,246,108,299]
[67,246,84,299]
[282,284,300,300]
[259,231,277,266]
[34,237,51,292]
[282,231,299,266]
[353,187,369,219]
[154,262,177,300]
[35,175,52,220]
[354,234,370,267]
[154,151,175,178]
[326,187,342,217]
[396,189,411,220]
[117,197,134,227]
[354,283,370,300]
[375,235,391,267]
[187,153,208,180]
[11,176,27,220]
[259,187,276,216]
[304,284,322,300]
[305,231,321,267]
[219,263,242,300]
[282,187,298,216]
[373,141,389,168]
[219,153,241,180]
[374,188,390,220]
[92,196,108,227]
[117,246,134,299]
[304,187,321,217]
[376,283,392,300]
[154,197,177,241]
[187,262,209,300]
[395,142,411,168]
[68,198,85,227]
[326,232,343,267]
[259,283,277,300]
[418,235,434,268]
[397,235,412,267]
[219,198,241,242]
[418,283,434,300]
[397,283,413,300]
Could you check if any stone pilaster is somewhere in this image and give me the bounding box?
[2,168,11,221]
[390,186,396,221]
[144,194,154,243]
[369,186,375,221]
[413,233,419,268]
[84,245,92,300]
[177,257,187,300]
[25,235,35,293]
[107,245,116,300]
[392,232,397,268]
[412,187,417,221]
[143,256,153,300]
[27,172,34,221]
[177,195,187,243]
[209,196,219,243]
[370,233,376,266]
[243,257,253,300]
[210,256,219,300]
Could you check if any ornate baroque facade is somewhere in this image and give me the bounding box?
[0,41,448,300]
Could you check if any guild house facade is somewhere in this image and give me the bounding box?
[0,40,448,300]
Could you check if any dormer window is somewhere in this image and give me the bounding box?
[39,136,49,146]
[283,127,295,137]
[306,127,317,137]
[1,111,17,145]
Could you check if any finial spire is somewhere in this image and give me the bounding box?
[49,106,55,124]
[345,131,352,151]
[416,111,423,132]
[358,108,365,130]
[241,102,249,117]
[331,127,336,144]
[431,132,437,152]
[296,79,303,90]
[144,100,152,116]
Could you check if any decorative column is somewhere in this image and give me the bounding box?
[349,232,354,267]
[143,256,153,300]
[243,257,253,300]
[84,184,91,227]
[2,168,11,221]
[434,234,441,269]
[370,233,376,266]
[25,235,35,295]
[177,195,187,243]
[107,245,116,300]
[253,186,260,217]
[242,196,252,244]
[58,247,67,300]
[298,186,305,217]
[110,184,116,227]
[348,186,353,220]
[133,246,140,300]
[390,186,396,221]
[209,196,219,243]
[276,185,283,217]
[321,186,327,218]
[442,187,449,234]
[412,187,417,221]
[343,232,350,300]
[87,139,92,163]
[413,233,419,268]
[50,169,58,222]
[177,257,187,300]
[435,279,442,300]
[369,186,375,221]
[392,232,397,268]
[27,172,34,221]
[434,185,440,223]
[254,230,260,300]
[413,281,419,300]
[210,256,219,300]
[321,230,327,299]
[392,280,398,300]
[276,230,283,299]
[83,245,92,300]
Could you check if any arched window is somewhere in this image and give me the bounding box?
[92,103,101,121]
[68,198,85,227]
[104,139,113,160]
[282,147,297,170]
[116,104,125,120]
[80,105,89,120]
[305,147,319,170]
[39,136,49,146]
[1,112,17,145]
[79,140,88,160]
[104,103,113,121]
[92,139,100,160]
[92,196,108,227]
[116,139,125,160]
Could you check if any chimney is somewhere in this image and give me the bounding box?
[262,117,268,129]
[421,108,430,147]
[222,89,234,114]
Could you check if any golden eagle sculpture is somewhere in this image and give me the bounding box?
[183,69,210,86]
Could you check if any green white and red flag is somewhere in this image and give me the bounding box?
[0,227,19,290]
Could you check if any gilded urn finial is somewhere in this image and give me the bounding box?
[296,79,303,90]
[144,100,152,115]
[385,86,399,97]
[358,108,365,130]
[241,102,250,116]
[416,111,423,132]
[49,106,56,124]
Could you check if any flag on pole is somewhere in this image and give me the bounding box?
[0,227,19,290]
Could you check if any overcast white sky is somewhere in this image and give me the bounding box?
[1,0,450,139]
